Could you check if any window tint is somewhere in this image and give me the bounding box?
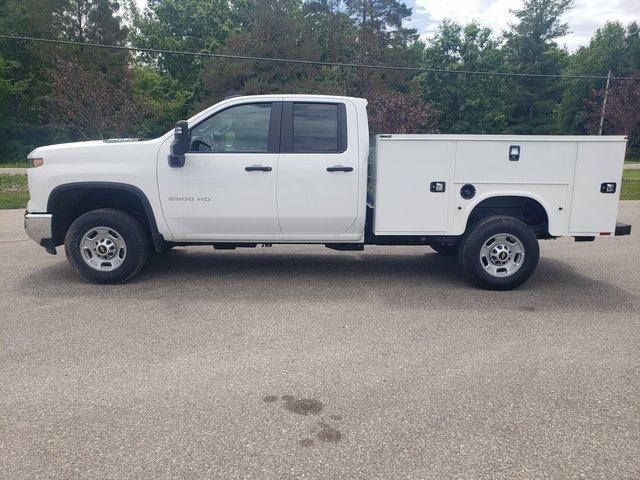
[190,103,272,153]
[292,103,339,152]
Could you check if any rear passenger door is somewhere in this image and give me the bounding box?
[276,101,359,235]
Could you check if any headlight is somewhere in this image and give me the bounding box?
[28,157,44,168]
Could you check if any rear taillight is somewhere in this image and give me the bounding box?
[28,158,44,168]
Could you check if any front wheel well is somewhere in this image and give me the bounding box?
[48,183,163,249]
[465,196,549,236]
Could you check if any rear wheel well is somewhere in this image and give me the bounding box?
[466,196,549,236]
[48,184,160,248]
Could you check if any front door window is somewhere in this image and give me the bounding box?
[190,103,273,153]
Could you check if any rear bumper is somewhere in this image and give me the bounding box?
[615,222,631,236]
[24,212,54,247]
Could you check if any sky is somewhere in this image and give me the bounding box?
[133,0,640,52]
[405,0,640,51]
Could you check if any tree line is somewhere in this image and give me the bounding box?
[0,0,639,163]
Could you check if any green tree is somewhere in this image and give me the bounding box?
[417,21,509,133]
[0,0,69,160]
[303,0,357,64]
[344,0,419,93]
[0,0,135,157]
[128,0,243,85]
[46,58,142,139]
[504,0,571,133]
[627,22,640,69]
[131,65,190,137]
[58,0,131,83]
[2,0,639,163]
[200,0,341,102]
[48,0,136,140]
[0,56,31,160]
[557,22,630,134]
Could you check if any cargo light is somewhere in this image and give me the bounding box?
[28,158,44,168]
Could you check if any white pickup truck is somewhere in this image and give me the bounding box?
[24,94,631,289]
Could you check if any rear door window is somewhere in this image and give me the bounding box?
[292,103,341,153]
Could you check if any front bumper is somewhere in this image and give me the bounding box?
[24,212,55,253]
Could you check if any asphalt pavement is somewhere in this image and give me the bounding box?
[1,204,639,479]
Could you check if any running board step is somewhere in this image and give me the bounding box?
[213,243,257,250]
[325,243,364,251]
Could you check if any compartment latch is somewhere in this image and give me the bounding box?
[509,145,521,161]
[430,181,446,193]
[600,182,617,193]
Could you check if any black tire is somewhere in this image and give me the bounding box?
[429,242,458,256]
[458,216,539,290]
[64,208,149,284]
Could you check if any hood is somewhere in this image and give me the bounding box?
[26,137,164,170]
[27,139,147,158]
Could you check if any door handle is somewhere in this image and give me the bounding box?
[245,165,272,172]
[327,165,353,172]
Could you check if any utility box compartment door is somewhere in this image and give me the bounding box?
[374,139,455,235]
[455,140,576,183]
[569,141,626,234]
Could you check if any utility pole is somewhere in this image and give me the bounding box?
[598,69,612,135]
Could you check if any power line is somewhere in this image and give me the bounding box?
[0,33,636,81]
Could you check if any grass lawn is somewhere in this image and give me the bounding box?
[0,161,29,168]
[1,170,639,210]
[621,169,640,200]
[0,174,29,209]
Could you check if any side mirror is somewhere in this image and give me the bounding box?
[168,120,189,168]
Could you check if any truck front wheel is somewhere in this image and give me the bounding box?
[458,216,539,290]
[64,208,149,284]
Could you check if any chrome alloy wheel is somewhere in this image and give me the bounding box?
[479,233,525,277]
[80,226,127,271]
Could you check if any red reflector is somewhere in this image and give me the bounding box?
[599,232,611,236]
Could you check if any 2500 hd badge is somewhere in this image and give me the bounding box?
[168,196,211,202]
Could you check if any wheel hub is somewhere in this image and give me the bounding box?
[479,233,525,277]
[95,237,117,259]
[80,226,127,271]
[489,243,512,266]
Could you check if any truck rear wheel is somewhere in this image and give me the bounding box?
[458,216,539,290]
[64,208,149,284]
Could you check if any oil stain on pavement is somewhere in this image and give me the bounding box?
[281,395,324,415]
[263,394,344,446]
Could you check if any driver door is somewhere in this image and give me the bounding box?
[166,102,282,240]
